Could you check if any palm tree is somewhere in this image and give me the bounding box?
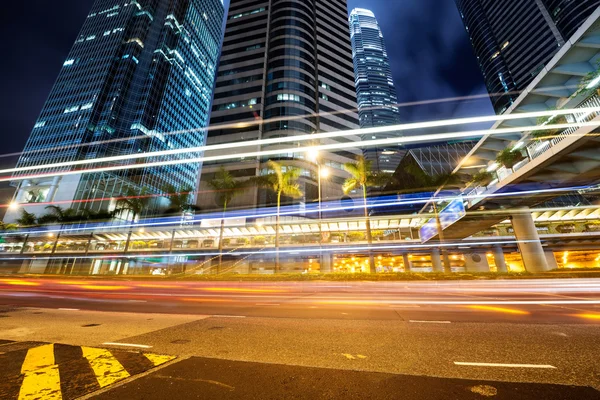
[114,187,152,222]
[342,156,391,274]
[16,210,37,226]
[256,160,303,272]
[42,205,79,223]
[399,163,460,193]
[163,184,194,214]
[206,167,249,273]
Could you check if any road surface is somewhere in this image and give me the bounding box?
[0,277,599,399]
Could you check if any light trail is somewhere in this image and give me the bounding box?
[0,239,539,261]
[1,183,592,238]
[2,107,598,179]
[0,88,548,162]
[4,122,600,183]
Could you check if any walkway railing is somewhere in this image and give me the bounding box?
[465,93,600,207]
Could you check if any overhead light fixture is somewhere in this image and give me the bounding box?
[486,163,499,172]
[586,75,600,89]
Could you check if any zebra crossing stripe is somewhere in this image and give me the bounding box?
[18,344,61,400]
[144,353,177,366]
[18,365,62,400]
[0,342,177,400]
[20,343,55,373]
[81,347,131,388]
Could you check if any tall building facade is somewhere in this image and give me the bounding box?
[349,8,402,173]
[6,0,224,222]
[199,0,361,210]
[455,0,600,114]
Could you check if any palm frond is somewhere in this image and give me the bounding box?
[342,178,358,194]
[343,162,361,180]
[282,183,303,198]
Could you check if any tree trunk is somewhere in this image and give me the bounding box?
[363,186,376,274]
[217,201,227,275]
[275,191,281,273]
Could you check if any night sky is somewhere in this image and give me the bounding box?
[0,0,492,169]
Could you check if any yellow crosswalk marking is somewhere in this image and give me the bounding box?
[143,353,176,366]
[21,343,55,373]
[81,347,131,388]
[18,364,62,400]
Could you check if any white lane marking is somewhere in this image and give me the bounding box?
[211,315,246,318]
[58,308,80,311]
[409,320,451,324]
[128,300,147,303]
[102,342,153,349]
[454,362,556,369]
[255,303,280,306]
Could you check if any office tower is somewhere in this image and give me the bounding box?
[6,0,224,222]
[455,0,600,114]
[200,0,362,210]
[349,8,402,173]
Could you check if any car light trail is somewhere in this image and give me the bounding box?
[2,107,595,176]
[3,120,599,183]
[0,280,41,286]
[78,285,131,291]
[199,288,288,293]
[1,183,594,238]
[466,305,530,315]
[572,313,600,320]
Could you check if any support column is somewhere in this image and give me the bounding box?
[402,253,411,272]
[431,248,443,272]
[511,207,549,273]
[465,252,490,272]
[46,176,61,202]
[493,245,508,273]
[320,253,332,273]
[545,250,559,271]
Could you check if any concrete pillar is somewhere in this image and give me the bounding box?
[431,248,443,272]
[511,207,549,273]
[465,252,490,272]
[493,245,508,273]
[46,176,61,202]
[545,250,559,271]
[320,253,332,273]
[402,253,411,272]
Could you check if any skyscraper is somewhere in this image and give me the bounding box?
[5,0,224,222]
[349,8,402,173]
[455,0,600,114]
[199,0,361,210]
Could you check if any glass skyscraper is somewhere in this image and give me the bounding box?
[199,0,362,210]
[455,0,600,114]
[349,8,402,173]
[6,0,224,222]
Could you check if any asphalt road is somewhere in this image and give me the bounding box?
[1,277,599,398]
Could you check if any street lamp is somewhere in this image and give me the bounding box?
[8,202,18,211]
[306,149,327,249]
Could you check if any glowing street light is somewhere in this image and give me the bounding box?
[306,148,327,251]
[8,202,19,211]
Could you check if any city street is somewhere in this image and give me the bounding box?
[0,278,599,398]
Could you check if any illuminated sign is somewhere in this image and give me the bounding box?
[420,197,466,243]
